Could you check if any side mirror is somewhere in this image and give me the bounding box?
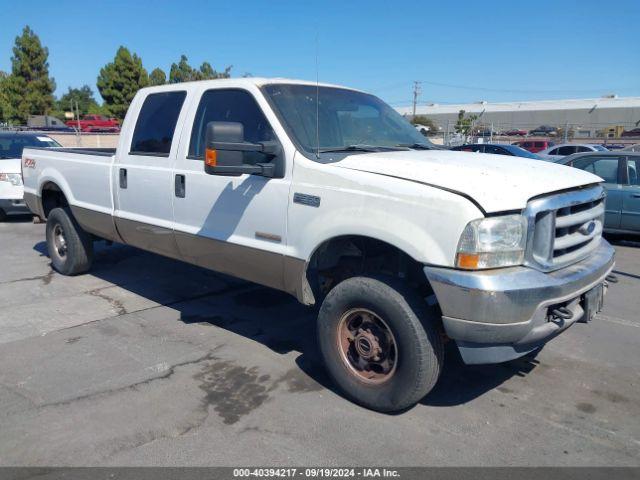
[204,121,281,177]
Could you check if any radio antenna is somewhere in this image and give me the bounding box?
[315,31,320,160]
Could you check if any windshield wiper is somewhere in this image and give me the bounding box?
[396,143,433,150]
[318,144,405,154]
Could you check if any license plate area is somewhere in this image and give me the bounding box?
[581,284,604,323]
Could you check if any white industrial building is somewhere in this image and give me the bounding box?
[397,96,640,137]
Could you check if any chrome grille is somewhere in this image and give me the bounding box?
[524,185,606,271]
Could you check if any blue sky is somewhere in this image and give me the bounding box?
[1,0,639,107]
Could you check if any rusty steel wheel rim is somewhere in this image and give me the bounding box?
[337,308,398,384]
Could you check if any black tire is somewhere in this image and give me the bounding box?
[0,209,6,222]
[45,207,93,275]
[317,275,444,412]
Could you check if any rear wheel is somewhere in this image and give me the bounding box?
[46,207,93,275]
[0,209,6,222]
[317,275,443,412]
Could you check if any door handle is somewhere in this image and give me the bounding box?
[632,194,640,198]
[119,168,127,189]
[175,174,185,198]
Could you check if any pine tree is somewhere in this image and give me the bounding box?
[149,68,166,86]
[169,55,198,83]
[169,55,232,83]
[57,85,99,115]
[3,26,56,124]
[0,71,8,123]
[97,46,149,119]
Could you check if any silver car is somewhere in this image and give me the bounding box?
[537,143,608,160]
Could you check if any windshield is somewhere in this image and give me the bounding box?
[593,145,608,152]
[0,135,61,159]
[262,84,428,156]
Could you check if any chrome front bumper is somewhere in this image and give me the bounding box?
[423,239,615,364]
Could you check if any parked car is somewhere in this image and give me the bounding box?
[450,143,542,159]
[0,132,61,220]
[22,78,614,412]
[473,128,494,137]
[621,128,640,138]
[414,124,431,135]
[529,125,558,136]
[538,143,608,159]
[556,151,640,234]
[513,140,555,153]
[66,114,120,132]
[501,129,527,136]
[622,144,640,152]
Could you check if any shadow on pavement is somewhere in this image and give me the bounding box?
[2,214,33,223]
[421,344,542,407]
[32,239,536,410]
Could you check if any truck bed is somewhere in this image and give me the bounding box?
[22,146,118,226]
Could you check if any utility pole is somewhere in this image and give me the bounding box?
[412,81,422,119]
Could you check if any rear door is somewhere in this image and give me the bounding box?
[620,156,640,232]
[113,89,188,259]
[570,155,624,230]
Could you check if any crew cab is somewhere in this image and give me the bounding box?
[65,114,120,132]
[22,78,615,412]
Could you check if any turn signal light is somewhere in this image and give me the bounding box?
[205,148,217,167]
[456,253,479,270]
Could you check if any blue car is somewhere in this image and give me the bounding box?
[450,143,542,159]
[556,151,640,234]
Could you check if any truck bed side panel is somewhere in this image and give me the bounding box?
[22,147,121,242]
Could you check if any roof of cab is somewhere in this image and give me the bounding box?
[137,77,364,95]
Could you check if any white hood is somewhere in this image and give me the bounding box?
[0,158,22,174]
[332,150,602,213]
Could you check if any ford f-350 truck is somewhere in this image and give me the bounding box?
[22,78,615,412]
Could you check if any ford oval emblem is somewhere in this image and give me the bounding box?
[579,221,596,235]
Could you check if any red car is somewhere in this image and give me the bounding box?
[502,129,527,136]
[513,140,555,153]
[66,115,120,133]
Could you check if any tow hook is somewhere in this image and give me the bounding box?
[550,306,573,322]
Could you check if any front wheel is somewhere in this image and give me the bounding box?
[46,207,93,275]
[317,276,444,412]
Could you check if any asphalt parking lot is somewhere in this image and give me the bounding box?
[0,217,638,466]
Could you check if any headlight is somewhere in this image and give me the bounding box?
[0,173,23,186]
[456,214,527,269]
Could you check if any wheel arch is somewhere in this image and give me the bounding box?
[293,233,434,306]
[40,180,70,218]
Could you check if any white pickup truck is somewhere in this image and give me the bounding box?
[22,78,615,412]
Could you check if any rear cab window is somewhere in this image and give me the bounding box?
[130,91,187,156]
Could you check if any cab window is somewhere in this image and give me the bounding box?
[130,91,187,156]
[189,89,275,160]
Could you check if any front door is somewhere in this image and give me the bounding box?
[171,86,291,290]
[113,89,188,259]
